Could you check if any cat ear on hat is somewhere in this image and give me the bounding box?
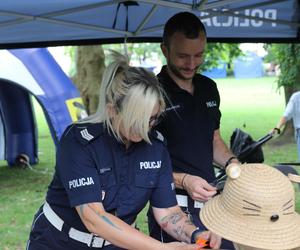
[226,163,242,179]
[288,173,300,183]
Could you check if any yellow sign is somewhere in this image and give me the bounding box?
[65,97,88,122]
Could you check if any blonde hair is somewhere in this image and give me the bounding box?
[79,51,165,143]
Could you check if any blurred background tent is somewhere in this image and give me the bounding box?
[233,52,263,78]
[202,61,227,78]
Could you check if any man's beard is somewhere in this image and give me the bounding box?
[167,59,199,81]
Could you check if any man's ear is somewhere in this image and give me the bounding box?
[161,43,168,57]
[106,103,117,118]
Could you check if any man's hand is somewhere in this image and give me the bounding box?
[271,127,281,135]
[183,175,217,202]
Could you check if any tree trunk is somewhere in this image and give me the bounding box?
[275,44,300,143]
[274,85,298,145]
[72,45,105,115]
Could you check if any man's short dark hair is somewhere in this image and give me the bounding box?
[163,12,206,48]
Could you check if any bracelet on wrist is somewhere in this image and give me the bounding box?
[225,156,238,168]
[274,127,281,134]
[181,173,188,189]
[191,227,205,244]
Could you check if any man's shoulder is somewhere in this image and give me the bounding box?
[195,73,217,84]
[194,73,218,92]
[157,67,172,84]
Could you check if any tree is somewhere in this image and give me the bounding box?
[67,45,106,115]
[265,44,300,139]
[103,43,164,65]
[67,42,241,114]
[201,43,241,74]
[103,42,241,72]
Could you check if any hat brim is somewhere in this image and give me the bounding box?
[200,195,300,250]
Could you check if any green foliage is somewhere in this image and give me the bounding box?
[64,46,77,76]
[264,44,300,88]
[103,42,242,72]
[102,43,165,65]
[65,43,242,74]
[264,44,279,64]
[200,43,242,72]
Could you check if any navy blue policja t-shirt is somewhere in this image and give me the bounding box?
[46,122,177,232]
[156,66,221,184]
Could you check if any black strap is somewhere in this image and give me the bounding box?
[274,127,281,134]
[225,156,238,168]
[61,221,71,235]
[112,1,139,31]
[112,3,121,30]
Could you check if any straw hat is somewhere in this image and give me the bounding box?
[200,163,300,250]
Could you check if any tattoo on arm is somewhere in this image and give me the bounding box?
[97,213,121,230]
[161,212,190,243]
[173,225,184,238]
[87,204,121,230]
[161,216,169,229]
[169,212,183,224]
[161,212,182,228]
[185,217,194,225]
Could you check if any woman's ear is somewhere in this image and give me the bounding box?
[106,103,117,118]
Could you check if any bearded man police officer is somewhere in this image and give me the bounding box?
[147,12,240,250]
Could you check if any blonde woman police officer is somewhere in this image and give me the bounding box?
[27,52,221,250]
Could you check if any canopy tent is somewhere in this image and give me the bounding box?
[0,0,299,49]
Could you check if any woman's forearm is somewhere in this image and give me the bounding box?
[276,116,287,130]
[76,202,164,250]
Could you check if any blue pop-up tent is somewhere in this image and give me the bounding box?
[202,62,227,79]
[0,49,87,166]
[233,52,263,78]
[0,108,5,160]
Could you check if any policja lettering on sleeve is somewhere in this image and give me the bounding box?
[139,161,162,170]
[68,177,95,189]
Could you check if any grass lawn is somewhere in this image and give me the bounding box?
[1,76,300,249]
